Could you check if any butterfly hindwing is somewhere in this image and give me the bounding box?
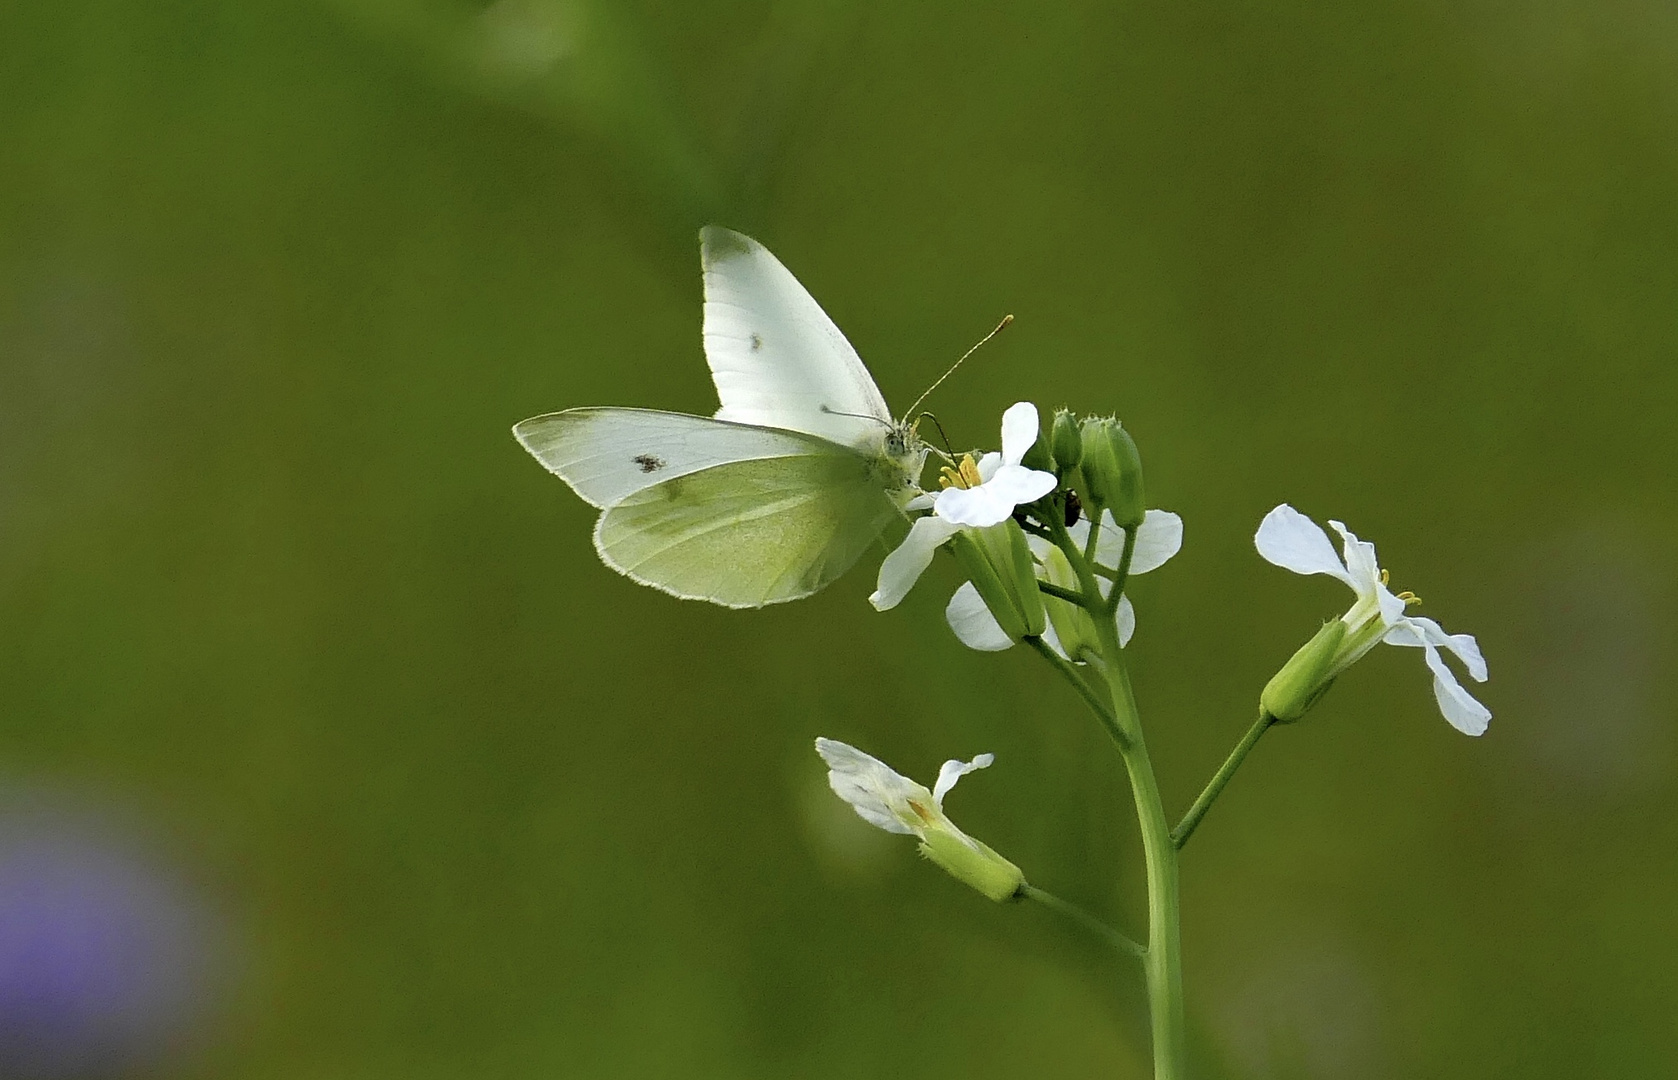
[594,452,900,608]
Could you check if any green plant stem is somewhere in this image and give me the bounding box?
[1105,525,1138,620]
[1172,710,1274,850]
[1021,884,1145,959]
[1037,509,1185,1080]
[1025,636,1127,750]
[1037,579,1087,606]
[1095,619,1186,1080]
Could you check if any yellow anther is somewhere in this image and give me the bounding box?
[1397,590,1423,608]
[939,454,983,490]
[1380,569,1391,586]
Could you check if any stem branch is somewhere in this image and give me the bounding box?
[1020,884,1145,959]
[1025,636,1127,751]
[1171,710,1275,851]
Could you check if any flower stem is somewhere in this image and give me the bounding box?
[1042,510,1186,1079]
[1171,710,1275,850]
[1025,636,1128,750]
[1020,883,1145,959]
[1099,626,1187,1080]
[1037,579,1088,606]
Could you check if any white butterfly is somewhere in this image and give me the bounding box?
[514,227,929,608]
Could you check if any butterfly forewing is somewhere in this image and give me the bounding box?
[701,227,893,448]
[514,407,845,510]
[593,453,899,608]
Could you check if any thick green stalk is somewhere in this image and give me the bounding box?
[1096,619,1186,1080]
[1041,513,1185,1078]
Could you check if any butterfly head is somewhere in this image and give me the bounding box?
[879,421,930,499]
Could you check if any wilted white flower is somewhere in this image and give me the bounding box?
[815,737,1024,901]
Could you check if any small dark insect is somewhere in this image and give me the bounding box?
[750,333,763,351]
[633,454,666,473]
[1064,490,1083,527]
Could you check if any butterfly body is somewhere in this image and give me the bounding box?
[515,228,927,608]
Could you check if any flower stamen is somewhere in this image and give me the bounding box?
[938,454,984,490]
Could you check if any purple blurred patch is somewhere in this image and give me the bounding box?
[0,796,220,1078]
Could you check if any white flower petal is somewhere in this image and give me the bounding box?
[904,491,937,511]
[1388,615,1488,682]
[1255,504,1355,586]
[934,484,1010,527]
[932,752,995,804]
[934,465,1054,526]
[815,738,927,834]
[1418,640,1492,736]
[986,463,1057,505]
[1128,509,1184,575]
[975,451,1004,483]
[1116,593,1137,647]
[1327,520,1383,598]
[945,582,1017,651]
[870,516,961,610]
[999,402,1039,465]
[1375,584,1409,626]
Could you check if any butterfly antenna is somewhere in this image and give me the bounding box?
[819,405,892,428]
[903,314,1013,421]
[914,411,957,462]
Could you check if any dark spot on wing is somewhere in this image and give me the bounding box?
[633,454,666,473]
[750,333,763,351]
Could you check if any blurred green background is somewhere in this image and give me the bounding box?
[2,1,1675,1076]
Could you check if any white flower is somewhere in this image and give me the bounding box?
[870,403,1057,610]
[815,737,1024,901]
[945,508,1184,655]
[932,402,1058,526]
[817,737,993,837]
[1254,504,1490,736]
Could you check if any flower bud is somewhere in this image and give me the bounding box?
[1260,620,1348,722]
[1020,429,1056,475]
[949,522,1047,642]
[1077,417,1145,528]
[917,829,1026,903]
[1050,409,1083,471]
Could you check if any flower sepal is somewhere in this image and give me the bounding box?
[918,829,1026,903]
[1260,620,1348,722]
[948,521,1047,642]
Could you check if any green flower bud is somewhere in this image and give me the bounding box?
[949,522,1047,641]
[1077,417,1145,528]
[918,829,1026,903]
[1020,429,1056,474]
[1051,409,1083,471]
[1260,620,1348,722]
